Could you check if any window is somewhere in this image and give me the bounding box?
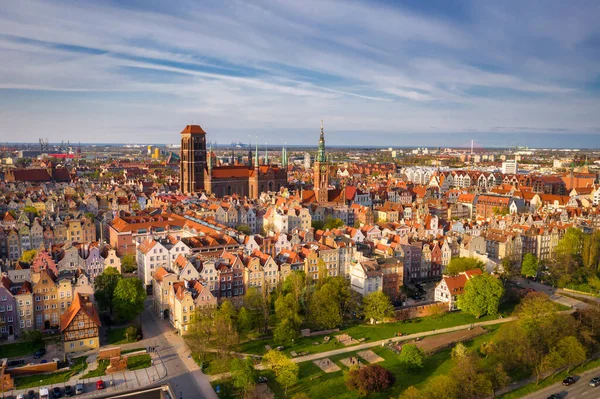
[20,320,24,328]
[89,340,94,345]
[80,341,84,346]
[26,320,31,327]
[7,316,12,322]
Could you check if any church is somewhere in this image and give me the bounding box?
[179,125,288,198]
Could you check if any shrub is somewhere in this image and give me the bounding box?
[345,364,395,396]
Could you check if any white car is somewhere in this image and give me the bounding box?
[16,394,24,399]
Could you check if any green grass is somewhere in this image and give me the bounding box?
[215,325,505,399]
[0,341,44,358]
[82,359,109,378]
[127,354,152,371]
[107,327,138,345]
[500,357,600,399]
[14,357,88,389]
[236,301,517,358]
[14,370,75,389]
[192,352,233,376]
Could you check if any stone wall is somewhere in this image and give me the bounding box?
[7,361,58,377]
[99,347,121,360]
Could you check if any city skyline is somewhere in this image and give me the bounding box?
[1,0,599,145]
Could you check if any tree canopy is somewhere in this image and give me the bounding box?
[113,278,146,321]
[521,254,539,278]
[457,273,505,318]
[94,267,123,315]
[363,291,395,324]
[345,364,395,396]
[399,344,425,371]
[446,257,485,275]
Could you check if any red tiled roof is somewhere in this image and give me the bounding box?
[60,293,101,332]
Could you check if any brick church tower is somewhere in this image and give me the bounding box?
[180,125,207,194]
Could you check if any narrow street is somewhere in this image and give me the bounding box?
[139,299,218,399]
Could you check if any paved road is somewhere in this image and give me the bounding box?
[523,364,600,399]
[140,299,218,399]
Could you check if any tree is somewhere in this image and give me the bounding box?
[213,302,239,354]
[452,353,493,398]
[291,394,310,399]
[309,283,342,329]
[23,206,39,217]
[230,357,256,398]
[345,364,395,397]
[124,325,142,342]
[416,375,459,399]
[235,224,252,235]
[399,344,425,371]
[311,220,325,230]
[274,293,302,343]
[282,271,307,306]
[451,342,468,361]
[544,335,586,373]
[21,330,43,346]
[245,287,270,334]
[188,307,216,364]
[94,268,122,315]
[236,307,254,338]
[457,273,505,319]
[113,278,146,322]
[274,318,298,344]
[20,249,37,264]
[399,386,423,399]
[262,350,299,395]
[323,217,344,230]
[121,254,137,273]
[363,291,394,324]
[446,257,485,275]
[521,254,539,279]
[516,292,557,334]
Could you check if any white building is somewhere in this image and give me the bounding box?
[434,269,482,310]
[502,159,518,174]
[137,239,169,287]
[350,260,383,296]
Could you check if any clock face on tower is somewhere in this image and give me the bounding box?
[321,166,327,172]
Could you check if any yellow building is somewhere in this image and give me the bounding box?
[60,293,101,354]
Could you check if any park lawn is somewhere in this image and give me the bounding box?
[127,354,152,370]
[82,359,110,378]
[236,301,516,357]
[216,325,505,399]
[0,341,44,358]
[500,357,600,399]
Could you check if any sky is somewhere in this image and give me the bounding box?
[0,0,599,147]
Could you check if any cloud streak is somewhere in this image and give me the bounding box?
[0,0,598,145]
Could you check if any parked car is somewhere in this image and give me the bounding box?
[562,376,576,386]
[64,385,73,397]
[52,387,62,398]
[34,348,46,359]
[41,359,48,364]
[411,294,421,300]
[75,384,84,395]
[590,377,600,387]
[28,390,37,399]
[39,387,49,399]
[547,395,561,399]
[96,380,105,390]
[16,394,25,399]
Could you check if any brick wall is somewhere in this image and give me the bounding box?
[99,347,121,360]
[8,362,58,377]
[394,303,448,321]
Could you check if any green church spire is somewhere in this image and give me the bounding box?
[317,119,326,163]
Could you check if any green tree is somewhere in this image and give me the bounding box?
[446,257,485,275]
[363,291,394,324]
[450,342,468,361]
[282,271,307,306]
[188,307,217,364]
[230,357,256,398]
[516,292,557,334]
[323,217,344,230]
[236,307,254,337]
[20,249,37,264]
[113,278,146,322]
[544,335,586,373]
[23,206,39,217]
[274,293,302,343]
[262,350,299,395]
[309,283,342,329]
[457,273,505,318]
[399,344,425,371]
[121,254,137,273]
[311,220,325,230]
[245,287,270,334]
[488,363,511,398]
[94,267,122,315]
[235,224,252,235]
[521,254,539,279]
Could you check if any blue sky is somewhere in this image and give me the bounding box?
[0,0,599,147]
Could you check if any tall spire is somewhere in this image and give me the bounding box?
[265,142,268,165]
[248,135,252,167]
[282,143,287,168]
[317,119,326,163]
[208,143,213,170]
[254,136,259,167]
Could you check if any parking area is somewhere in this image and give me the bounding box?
[403,281,437,307]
